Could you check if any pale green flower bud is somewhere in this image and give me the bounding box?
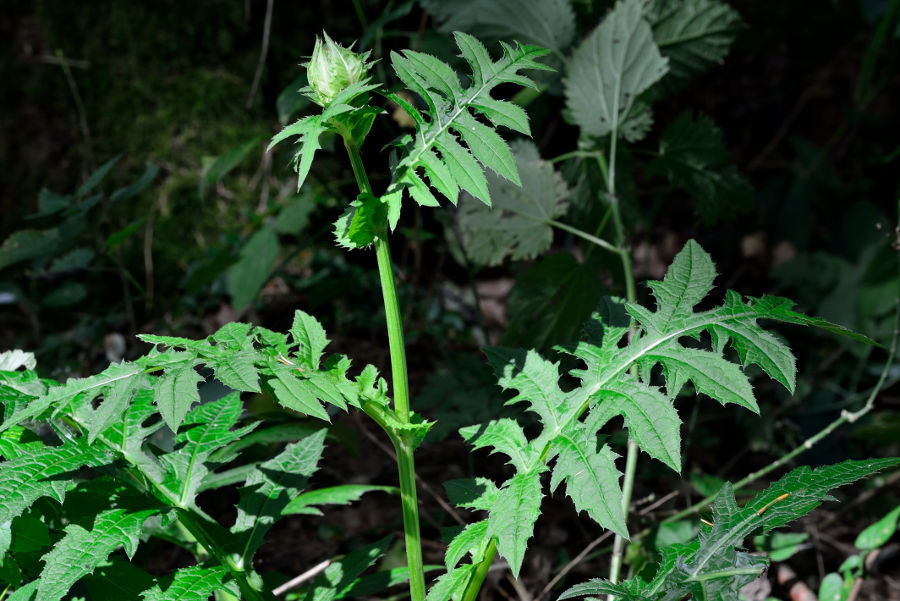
[306,31,371,106]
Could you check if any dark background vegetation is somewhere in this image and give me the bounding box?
[1,0,898,599]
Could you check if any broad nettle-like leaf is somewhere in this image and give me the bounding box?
[564,0,669,142]
[648,111,754,223]
[561,458,900,601]
[227,225,280,312]
[504,252,608,350]
[442,239,860,588]
[459,140,568,266]
[421,0,576,55]
[647,0,744,86]
[386,32,552,220]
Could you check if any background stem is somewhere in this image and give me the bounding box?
[603,133,640,591]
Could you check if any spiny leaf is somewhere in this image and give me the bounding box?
[153,360,203,433]
[445,520,490,570]
[459,419,536,472]
[0,361,143,433]
[443,477,500,512]
[306,536,392,601]
[282,484,398,516]
[564,0,669,141]
[140,565,236,601]
[265,359,331,421]
[426,564,475,601]
[551,428,627,537]
[37,507,159,601]
[0,440,110,526]
[389,32,551,214]
[230,429,326,566]
[291,309,330,369]
[162,394,258,507]
[459,140,568,266]
[487,469,545,578]
[588,378,682,472]
[269,81,379,190]
[0,351,36,372]
[455,239,860,581]
[564,459,900,601]
[205,349,261,393]
[559,578,648,601]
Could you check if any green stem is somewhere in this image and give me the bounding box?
[344,139,426,601]
[602,132,639,590]
[548,219,622,255]
[375,238,412,421]
[396,437,427,601]
[461,539,497,601]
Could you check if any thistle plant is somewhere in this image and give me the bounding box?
[0,16,897,601]
[305,32,374,107]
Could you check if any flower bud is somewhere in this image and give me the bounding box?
[306,31,371,106]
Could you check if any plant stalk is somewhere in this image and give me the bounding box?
[602,133,639,590]
[344,139,427,601]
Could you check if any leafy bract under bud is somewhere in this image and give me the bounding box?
[306,31,372,106]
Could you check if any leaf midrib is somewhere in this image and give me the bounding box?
[403,46,544,173]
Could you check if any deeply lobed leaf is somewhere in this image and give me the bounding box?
[451,239,861,583]
[388,32,552,221]
[561,458,900,601]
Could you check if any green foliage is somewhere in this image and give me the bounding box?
[649,111,754,223]
[428,239,873,590]
[0,158,157,292]
[564,0,669,142]
[0,310,393,600]
[503,252,607,350]
[855,504,900,550]
[199,136,263,199]
[386,33,552,217]
[459,140,568,266]
[646,0,744,86]
[421,0,576,54]
[227,226,280,311]
[2,19,894,601]
[559,459,900,601]
[269,80,382,191]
